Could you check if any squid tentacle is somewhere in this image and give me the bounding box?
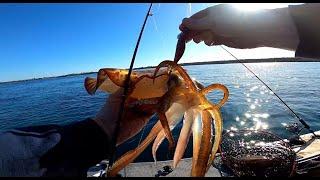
[206,107,223,173]
[191,109,202,176]
[173,108,194,168]
[191,110,213,177]
[154,89,181,153]
[152,131,166,163]
[107,121,162,177]
[153,60,197,92]
[200,84,229,108]
[157,111,175,153]
[153,102,187,164]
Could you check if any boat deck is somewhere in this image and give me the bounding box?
[117,157,222,177]
[88,130,320,177]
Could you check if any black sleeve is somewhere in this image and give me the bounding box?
[0,118,111,177]
[288,3,320,59]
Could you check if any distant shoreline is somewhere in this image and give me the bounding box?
[0,71,97,85]
[1,57,319,84]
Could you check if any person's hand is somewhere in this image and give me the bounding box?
[93,89,154,146]
[179,4,299,50]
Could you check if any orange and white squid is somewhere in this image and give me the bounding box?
[84,60,229,177]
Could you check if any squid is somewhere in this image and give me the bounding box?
[84,60,229,177]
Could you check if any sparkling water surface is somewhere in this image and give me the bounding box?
[0,62,319,162]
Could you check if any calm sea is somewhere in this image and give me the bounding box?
[0,62,319,162]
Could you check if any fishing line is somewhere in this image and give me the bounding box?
[133,4,164,150]
[108,3,153,170]
[219,45,318,137]
[151,10,167,55]
[134,2,191,155]
[137,122,147,146]
[187,3,192,17]
[152,3,161,14]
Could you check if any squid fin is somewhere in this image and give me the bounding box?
[84,77,98,95]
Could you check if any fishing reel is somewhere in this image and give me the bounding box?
[284,122,320,146]
[283,122,306,146]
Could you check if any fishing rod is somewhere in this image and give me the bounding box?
[108,3,153,170]
[219,45,319,138]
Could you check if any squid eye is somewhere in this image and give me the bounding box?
[167,73,181,88]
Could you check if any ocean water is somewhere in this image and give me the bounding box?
[0,62,319,162]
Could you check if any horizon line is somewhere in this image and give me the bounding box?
[1,57,319,84]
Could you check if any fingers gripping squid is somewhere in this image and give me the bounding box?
[84,61,229,177]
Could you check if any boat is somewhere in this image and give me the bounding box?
[87,130,320,177]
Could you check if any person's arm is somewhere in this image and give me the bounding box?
[0,118,110,177]
[39,118,111,177]
[288,3,320,59]
[179,3,320,59]
[0,88,152,177]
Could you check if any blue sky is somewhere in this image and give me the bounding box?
[0,3,299,82]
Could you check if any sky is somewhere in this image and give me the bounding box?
[0,3,302,82]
